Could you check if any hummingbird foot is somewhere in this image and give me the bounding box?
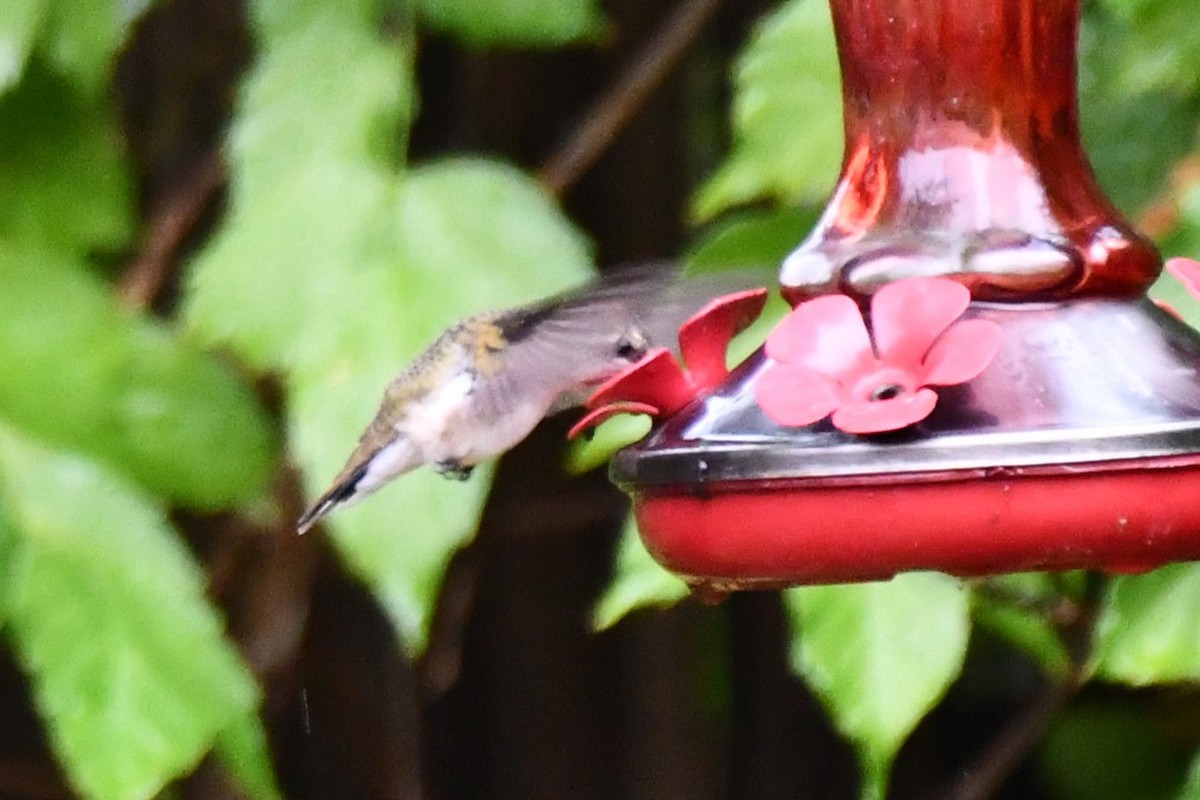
[434,460,474,481]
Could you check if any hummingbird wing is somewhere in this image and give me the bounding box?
[468,263,772,421]
[461,265,676,422]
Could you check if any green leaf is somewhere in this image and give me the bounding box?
[188,162,397,371]
[1080,89,1195,218]
[1084,0,1200,97]
[971,590,1071,680]
[235,4,412,193]
[967,573,1083,679]
[785,573,970,800]
[215,711,283,800]
[186,5,412,370]
[0,423,261,800]
[1077,5,1199,216]
[0,495,18,630]
[593,515,689,630]
[1041,700,1192,800]
[1180,749,1200,800]
[687,207,820,273]
[187,0,594,650]
[418,0,604,47]
[427,0,603,48]
[0,243,274,510]
[692,0,842,221]
[0,62,133,255]
[40,0,154,94]
[1092,563,1200,685]
[394,159,593,307]
[0,0,43,91]
[1153,264,1200,329]
[251,0,390,43]
[685,210,805,364]
[565,413,651,475]
[1164,183,1200,265]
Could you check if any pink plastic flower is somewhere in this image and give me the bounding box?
[754,277,1003,434]
[568,288,768,439]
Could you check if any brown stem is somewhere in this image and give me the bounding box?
[537,0,723,199]
[947,672,1083,800]
[947,573,1106,800]
[118,152,226,310]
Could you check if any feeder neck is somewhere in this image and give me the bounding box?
[781,0,1160,302]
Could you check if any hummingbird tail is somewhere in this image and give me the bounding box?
[296,461,370,534]
[295,436,422,533]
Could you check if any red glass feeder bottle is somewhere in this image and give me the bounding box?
[604,0,1200,592]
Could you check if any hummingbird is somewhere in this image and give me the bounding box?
[296,264,763,533]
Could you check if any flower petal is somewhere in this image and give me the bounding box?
[568,402,660,440]
[765,294,875,379]
[831,388,938,434]
[920,319,1004,386]
[755,362,841,427]
[1166,257,1200,301]
[872,277,971,369]
[678,288,769,389]
[586,348,696,416]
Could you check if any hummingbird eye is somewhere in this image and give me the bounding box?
[615,331,648,361]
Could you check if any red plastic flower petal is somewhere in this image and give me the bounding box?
[765,293,876,378]
[920,319,1005,386]
[567,401,660,440]
[568,288,769,439]
[755,276,1003,435]
[832,388,938,434]
[754,364,840,427]
[586,348,695,416]
[680,289,768,386]
[871,277,971,370]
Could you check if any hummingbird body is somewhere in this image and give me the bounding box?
[297,265,763,533]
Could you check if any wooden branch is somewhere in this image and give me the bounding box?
[945,574,1105,800]
[118,152,226,310]
[947,673,1082,800]
[538,0,723,199]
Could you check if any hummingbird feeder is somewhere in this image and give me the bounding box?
[578,0,1200,593]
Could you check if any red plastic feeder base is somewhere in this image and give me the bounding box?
[604,0,1200,588]
[632,457,1200,591]
[611,301,1200,586]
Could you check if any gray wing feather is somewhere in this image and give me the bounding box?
[469,264,772,421]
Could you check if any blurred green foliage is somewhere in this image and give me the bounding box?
[187,0,595,642]
[786,574,970,800]
[416,0,605,46]
[691,0,841,221]
[0,0,1199,797]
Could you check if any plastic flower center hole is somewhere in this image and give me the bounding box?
[870,383,904,402]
